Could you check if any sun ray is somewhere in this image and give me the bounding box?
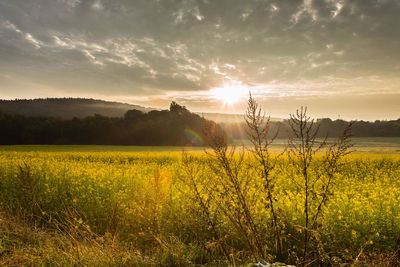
[210,83,249,105]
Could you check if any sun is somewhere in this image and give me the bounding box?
[210,84,249,105]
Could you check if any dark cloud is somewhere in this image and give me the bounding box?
[0,0,399,119]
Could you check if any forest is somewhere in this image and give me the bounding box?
[223,117,400,139]
[0,102,211,146]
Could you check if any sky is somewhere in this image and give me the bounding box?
[0,0,399,120]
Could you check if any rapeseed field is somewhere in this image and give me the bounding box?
[0,150,399,266]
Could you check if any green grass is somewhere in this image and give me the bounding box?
[0,145,205,152]
[1,137,399,153]
[234,137,400,154]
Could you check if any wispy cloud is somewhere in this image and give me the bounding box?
[1,20,42,48]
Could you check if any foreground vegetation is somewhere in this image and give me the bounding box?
[0,150,399,265]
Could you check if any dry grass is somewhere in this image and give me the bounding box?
[0,210,155,266]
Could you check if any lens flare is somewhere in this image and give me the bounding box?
[184,128,204,145]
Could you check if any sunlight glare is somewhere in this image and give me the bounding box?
[210,84,249,105]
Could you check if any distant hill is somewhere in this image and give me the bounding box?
[0,98,154,118]
[0,98,282,122]
[198,112,281,123]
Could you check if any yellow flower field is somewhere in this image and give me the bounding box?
[0,150,399,266]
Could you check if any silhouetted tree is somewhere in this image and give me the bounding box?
[170,101,188,114]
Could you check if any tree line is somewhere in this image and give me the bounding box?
[223,117,400,140]
[0,102,212,146]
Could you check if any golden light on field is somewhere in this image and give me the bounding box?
[210,83,249,105]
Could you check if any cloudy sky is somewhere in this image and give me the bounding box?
[0,0,399,120]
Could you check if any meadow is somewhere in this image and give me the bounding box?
[0,141,399,266]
